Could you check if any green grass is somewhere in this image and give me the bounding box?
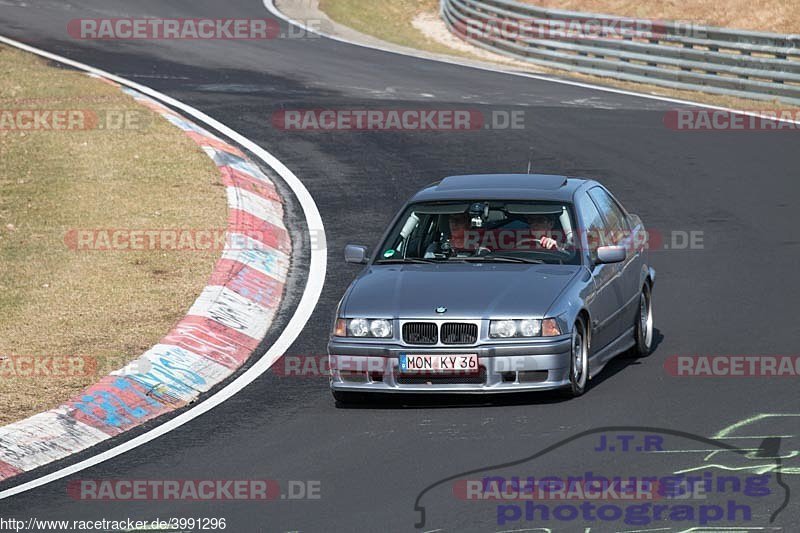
[319,0,473,56]
[0,45,227,425]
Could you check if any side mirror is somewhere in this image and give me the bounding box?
[628,213,643,229]
[596,245,626,264]
[344,244,368,264]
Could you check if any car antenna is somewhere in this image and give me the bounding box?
[526,147,534,174]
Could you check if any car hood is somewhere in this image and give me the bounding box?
[341,263,581,319]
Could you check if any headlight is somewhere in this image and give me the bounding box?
[489,320,517,338]
[350,318,370,337]
[489,318,562,338]
[334,318,393,338]
[519,319,541,337]
[369,319,392,338]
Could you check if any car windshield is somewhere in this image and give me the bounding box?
[375,200,580,265]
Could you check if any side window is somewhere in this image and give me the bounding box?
[575,193,606,262]
[588,187,628,244]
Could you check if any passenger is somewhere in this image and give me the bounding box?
[448,213,479,253]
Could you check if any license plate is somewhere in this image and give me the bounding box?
[399,354,479,373]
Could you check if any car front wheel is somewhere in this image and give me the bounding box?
[564,318,588,397]
[631,284,654,357]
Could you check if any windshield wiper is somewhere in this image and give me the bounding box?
[456,256,544,264]
[377,258,438,264]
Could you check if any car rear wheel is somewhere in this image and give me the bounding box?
[631,284,654,358]
[564,318,588,397]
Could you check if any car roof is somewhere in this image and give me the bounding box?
[410,174,595,203]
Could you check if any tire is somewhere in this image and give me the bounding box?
[564,318,589,397]
[630,284,654,358]
[332,390,368,406]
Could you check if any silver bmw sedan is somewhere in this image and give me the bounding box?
[328,174,655,402]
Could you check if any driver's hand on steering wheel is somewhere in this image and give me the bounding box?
[539,236,559,250]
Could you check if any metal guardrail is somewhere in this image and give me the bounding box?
[441,0,800,105]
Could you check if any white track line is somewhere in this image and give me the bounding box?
[0,34,327,500]
[264,0,800,125]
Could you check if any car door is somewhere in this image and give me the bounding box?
[575,192,623,355]
[588,187,642,335]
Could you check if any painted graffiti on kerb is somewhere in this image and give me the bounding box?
[69,377,165,432]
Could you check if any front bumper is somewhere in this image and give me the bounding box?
[328,336,572,393]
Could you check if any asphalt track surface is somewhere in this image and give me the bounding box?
[1,1,799,531]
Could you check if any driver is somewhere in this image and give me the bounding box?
[527,214,562,251]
